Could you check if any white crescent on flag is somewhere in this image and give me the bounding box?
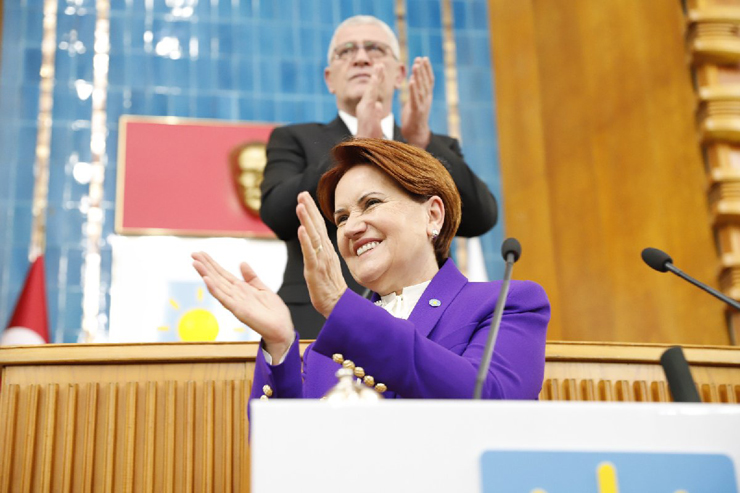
[0,326,47,346]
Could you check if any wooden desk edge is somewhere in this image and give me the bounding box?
[0,340,737,366]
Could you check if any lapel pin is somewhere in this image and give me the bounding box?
[429,299,441,307]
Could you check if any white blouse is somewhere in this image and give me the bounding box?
[374,280,431,320]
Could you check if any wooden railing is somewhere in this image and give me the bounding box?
[1,341,739,491]
[688,0,740,343]
[542,341,740,402]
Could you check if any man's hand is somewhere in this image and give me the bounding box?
[355,64,386,139]
[401,57,434,149]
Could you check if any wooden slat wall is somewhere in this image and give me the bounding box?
[0,343,260,493]
[488,0,729,344]
[542,341,740,402]
[0,377,250,493]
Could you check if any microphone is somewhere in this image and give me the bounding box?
[660,346,701,402]
[473,238,522,399]
[641,247,672,272]
[641,247,740,311]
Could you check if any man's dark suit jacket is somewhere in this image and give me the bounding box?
[260,115,498,339]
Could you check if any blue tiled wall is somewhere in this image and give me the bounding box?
[0,0,503,342]
[0,2,45,337]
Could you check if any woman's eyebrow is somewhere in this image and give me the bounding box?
[334,192,382,216]
[356,192,379,203]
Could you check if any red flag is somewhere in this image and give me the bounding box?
[1,256,49,345]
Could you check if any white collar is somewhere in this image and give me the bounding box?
[374,280,432,320]
[338,110,395,140]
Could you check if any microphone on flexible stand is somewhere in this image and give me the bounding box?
[640,247,740,311]
[641,248,707,402]
[473,238,522,400]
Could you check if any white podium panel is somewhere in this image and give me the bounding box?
[251,400,740,492]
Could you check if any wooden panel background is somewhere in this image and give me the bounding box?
[488,0,730,344]
[0,343,260,493]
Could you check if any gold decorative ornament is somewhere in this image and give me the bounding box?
[323,368,384,402]
[328,353,388,398]
[230,141,267,216]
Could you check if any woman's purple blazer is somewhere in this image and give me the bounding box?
[250,259,550,401]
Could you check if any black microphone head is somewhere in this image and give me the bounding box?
[501,238,521,262]
[641,247,673,273]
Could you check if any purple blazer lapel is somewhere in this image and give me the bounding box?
[407,259,468,339]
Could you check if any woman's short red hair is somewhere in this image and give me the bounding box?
[317,138,461,265]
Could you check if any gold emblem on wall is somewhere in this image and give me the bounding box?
[231,142,267,216]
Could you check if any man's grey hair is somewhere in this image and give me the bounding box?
[326,15,401,64]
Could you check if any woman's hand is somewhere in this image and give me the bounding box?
[192,252,295,358]
[296,191,348,318]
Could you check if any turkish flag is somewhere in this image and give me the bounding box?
[1,256,49,345]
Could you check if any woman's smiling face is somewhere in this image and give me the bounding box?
[333,164,442,295]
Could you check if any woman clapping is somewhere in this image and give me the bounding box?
[192,138,549,400]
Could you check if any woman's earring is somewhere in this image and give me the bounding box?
[431,229,439,241]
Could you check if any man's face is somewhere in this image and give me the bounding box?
[324,24,406,115]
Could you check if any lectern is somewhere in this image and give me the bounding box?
[251,400,740,492]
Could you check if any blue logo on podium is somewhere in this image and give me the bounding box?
[481,451,737,492]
